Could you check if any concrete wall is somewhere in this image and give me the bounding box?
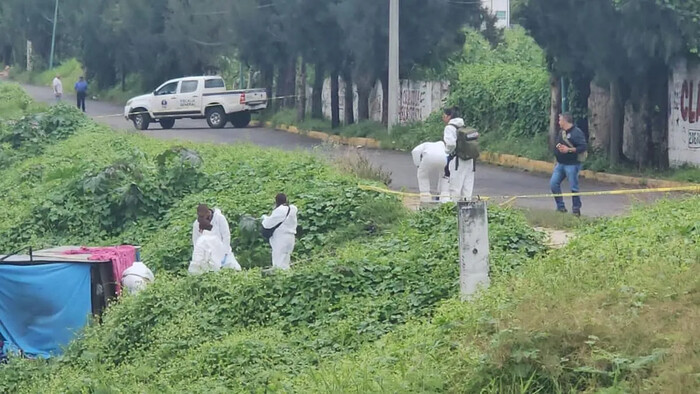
[668,58,700,167]
[307,78,450,125]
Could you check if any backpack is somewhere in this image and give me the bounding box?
[561,129,588,163]
[453,125,480,161]
[261,206,291,240]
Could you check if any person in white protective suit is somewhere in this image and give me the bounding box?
[443,106,479,202]
[261,193,298,270]
[411,141,451,203]
[121,261,155,294]
[191,204,241,271]
[188,218,239,275]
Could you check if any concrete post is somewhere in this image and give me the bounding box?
[387,0,399,134]
[26,41,33,72]
[457,200,490,300]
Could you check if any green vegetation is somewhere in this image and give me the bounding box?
[292,196,700,393]
[10,58,84,88]
[0,83,45,119]
[0,81,549,393]
[1,73,699,393]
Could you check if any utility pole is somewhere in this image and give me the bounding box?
[388,0,399,134]
[49,0,59,70]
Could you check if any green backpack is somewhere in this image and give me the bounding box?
[453,125,480,161]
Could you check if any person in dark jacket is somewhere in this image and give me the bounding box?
[74,76,88,112]
[550,112,588,216]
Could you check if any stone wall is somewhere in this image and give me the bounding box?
[307,78,450,125]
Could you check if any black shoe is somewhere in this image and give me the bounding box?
[556,208,568,213]
[572,209,581,217]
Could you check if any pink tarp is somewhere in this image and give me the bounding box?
[63,246,136,294]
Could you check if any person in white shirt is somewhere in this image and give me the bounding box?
[52,75,63,102]
[411,141,450,203]
[191,204,241,271]
[261,193,298,270]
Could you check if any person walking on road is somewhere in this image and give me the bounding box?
[52,75,63,102]
[443,107,479,202]
[412,141,450,203]
[74,76,88,112]
[550,112,588,216]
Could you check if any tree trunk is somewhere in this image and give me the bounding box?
[262,64,274,108]
[649,67,669,169]
[121,64,126,92]
[275,63,285,112]
[331,69,340,129]
[622,87,651,169]
[297,58,307,123]
[587,80,612,152]
[549,74,562,151]
[343,69,355,125]
[283,57,297,109]
[312,63,324,119]
[609,78,624,165]
[380,70,389,126]
[357,83,371,121]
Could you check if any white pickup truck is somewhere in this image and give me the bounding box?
[123,76,267,130]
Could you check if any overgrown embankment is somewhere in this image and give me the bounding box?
[0,83,697,393]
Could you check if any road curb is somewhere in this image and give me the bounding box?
[258,121,696,188]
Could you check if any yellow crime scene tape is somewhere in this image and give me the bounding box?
[358,184,700,206]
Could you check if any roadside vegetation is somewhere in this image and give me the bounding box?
[1,86,697,393]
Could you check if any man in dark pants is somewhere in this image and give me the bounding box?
[74,76,88,112]
[550,112,588,216]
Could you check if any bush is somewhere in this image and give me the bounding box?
[290,196,700,393]
[0,203,545,393]
[450,64,550,139]
[0,88,547,392]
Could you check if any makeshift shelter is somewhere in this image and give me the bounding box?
[0,245,139,358]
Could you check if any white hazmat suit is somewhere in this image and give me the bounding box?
[188,230,238,275]
[121,262,154,294]
[443,117,477,202]
[261,204,298,270]
[411,141,450,203]
[191,208,241,271]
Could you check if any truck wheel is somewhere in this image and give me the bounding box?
[206,107,226,129]
[230,111,252,128]
[132,111,150,130]
[159,118,175,129]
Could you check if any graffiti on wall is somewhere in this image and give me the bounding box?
[312,79,449,126]
[668,58,700,167]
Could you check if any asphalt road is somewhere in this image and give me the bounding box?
[18,83,674,217]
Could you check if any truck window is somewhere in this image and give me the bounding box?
[180,80,198,94]
[155,81,179,96]
[204,78,225,89]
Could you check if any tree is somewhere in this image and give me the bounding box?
[520,0,698,168]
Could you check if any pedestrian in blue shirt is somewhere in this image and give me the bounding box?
[75,76,88,112]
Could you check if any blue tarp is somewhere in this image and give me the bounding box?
[0,263,92,358]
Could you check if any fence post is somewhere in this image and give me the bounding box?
[457,200,490,300]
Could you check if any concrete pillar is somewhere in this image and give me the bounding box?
[458,200,490,300]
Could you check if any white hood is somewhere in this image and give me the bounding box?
[448,118,465,128]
